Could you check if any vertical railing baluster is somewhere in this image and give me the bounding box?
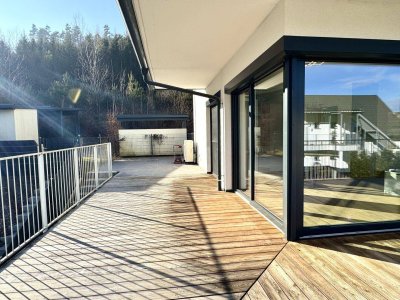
[33,155,40,231]
[68,150,74,206]
[38,154,48,231]
[57,152,63,211]
[0,162,7,256]
[6,161,13,251]
[23,157,31,239]
[94,146,99,189]
[48,153,55,219]
[28,156,35,234]
[73,148,80,204]
[45,153,53,222]
[61,151,67,209]
[56,152,62,217]
[17,158,25,243]
[12,159,20,246]
[108,143,112,179]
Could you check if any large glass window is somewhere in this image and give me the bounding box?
[304,62,400,227]
[211,105,219,176]
[254,70,284,219]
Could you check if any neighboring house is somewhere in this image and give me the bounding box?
[117,0,400,240]
[0,104,80,150]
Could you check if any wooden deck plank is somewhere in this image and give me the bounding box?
[244,233,400,300]
[0,158,286,299]
[245,281,271,300]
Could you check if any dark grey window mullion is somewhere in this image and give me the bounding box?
[250,84,256,201]
[286,57,305,241]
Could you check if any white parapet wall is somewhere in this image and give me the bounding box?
[119,128,187,157]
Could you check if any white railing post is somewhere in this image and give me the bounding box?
[73,148,81,204]
[38,154,48,231]
[107,143,112,178]
[94,146,99,189]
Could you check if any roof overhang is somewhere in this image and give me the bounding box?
[117,0,280,89]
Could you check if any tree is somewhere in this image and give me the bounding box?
[77,33,112,132]
[0,37,25,101]
[48,72,76,108]
[0,22,193,141]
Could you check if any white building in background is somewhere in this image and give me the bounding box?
[0,108,39,143]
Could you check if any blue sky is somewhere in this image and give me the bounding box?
[305,63,400,112]
[0,0,126,36]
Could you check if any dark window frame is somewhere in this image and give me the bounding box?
[299,58,400,239]
[231,64,285,231]
[228,36,400,241]
[208,93,222,191]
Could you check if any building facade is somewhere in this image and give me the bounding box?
[118,0,400,240]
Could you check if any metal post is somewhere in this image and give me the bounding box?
[73,149,80,204]
[94,146,99,189]
[38,154,48,231]
[107,143,112,178]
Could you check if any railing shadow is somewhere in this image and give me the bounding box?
[300,233,400,265]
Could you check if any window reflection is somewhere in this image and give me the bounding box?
[304,62,400,227]
[254,70,284,219]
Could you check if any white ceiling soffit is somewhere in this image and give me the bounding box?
[133,0,280,89]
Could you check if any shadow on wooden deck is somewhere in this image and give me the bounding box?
[244,232,400,300]
[0,157,286,299]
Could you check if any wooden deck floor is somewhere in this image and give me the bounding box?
[0,158,286,299]
[243,232,400,300]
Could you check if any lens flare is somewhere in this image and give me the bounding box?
[68,88,81,104]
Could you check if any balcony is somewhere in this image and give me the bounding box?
[0,155,399,299]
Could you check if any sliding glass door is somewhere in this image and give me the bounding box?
[235,69,284,223]
[254,70,284,219]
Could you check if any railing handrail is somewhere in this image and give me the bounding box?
[0,143,110,162]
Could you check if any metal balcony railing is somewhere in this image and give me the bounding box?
[0,143,113,264]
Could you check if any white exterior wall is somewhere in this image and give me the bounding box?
[0,110,16,140]
[285,0,400,40]
[14,109,39,143]
[119,128,187,157]
[206,0,285,190]
[208,0,400,94]
[193,91,210,172]
[204,0,400,191]
[206,0,285,94]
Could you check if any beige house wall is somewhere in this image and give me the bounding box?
[14,109,39,143]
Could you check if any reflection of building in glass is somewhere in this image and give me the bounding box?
[304,95,400,179]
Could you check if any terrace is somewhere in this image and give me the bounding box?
[0,155,399,299]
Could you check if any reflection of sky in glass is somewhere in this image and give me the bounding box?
[305,63,400,112]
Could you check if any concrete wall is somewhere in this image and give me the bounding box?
[193,91,210,173]
[0,110,16,140]
[119,128,187,157]
[14,109,39,143]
